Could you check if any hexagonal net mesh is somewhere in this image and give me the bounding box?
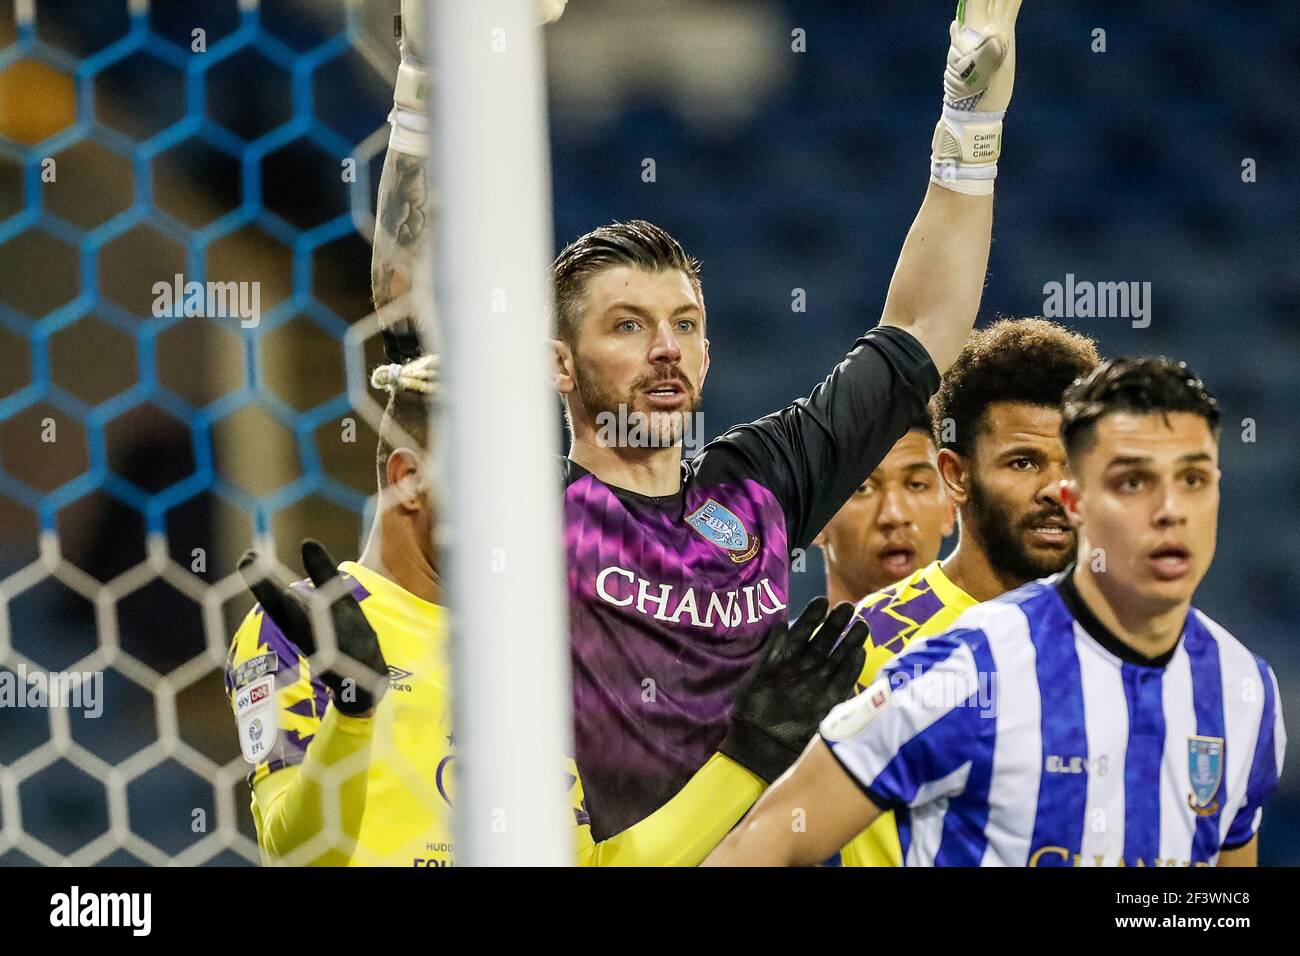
[0,0,400,865]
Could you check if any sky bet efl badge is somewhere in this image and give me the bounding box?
[1187,735,1224,816]
[686,498,760,564]
[235,674,278,764]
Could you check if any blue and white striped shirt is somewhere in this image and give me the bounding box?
[820,574,1286,866]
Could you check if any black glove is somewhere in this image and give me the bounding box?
[237,539,389,717]
[719,597,867,783]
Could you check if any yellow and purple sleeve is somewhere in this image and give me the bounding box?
[225,604,330,788]
[226,604,376,865]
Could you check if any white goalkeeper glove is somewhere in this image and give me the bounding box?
[388,0,429,157]
[930,0,1023,196]
[538,0,568,24]
[389,0,569,157]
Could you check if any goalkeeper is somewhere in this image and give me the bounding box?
[370,0,1025,844]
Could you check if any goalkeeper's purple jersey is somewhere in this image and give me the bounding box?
[565,326,939,839]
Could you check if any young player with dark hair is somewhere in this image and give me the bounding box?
[707,358,1286,867]
[813,411,955,608]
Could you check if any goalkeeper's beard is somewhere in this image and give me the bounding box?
[573,364,701,451]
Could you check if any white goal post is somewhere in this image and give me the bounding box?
[426,0,573,866]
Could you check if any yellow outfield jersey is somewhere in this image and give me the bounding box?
[225,561,456,867]
[839,561,976,867]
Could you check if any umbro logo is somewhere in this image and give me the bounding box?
[387,665,414,692]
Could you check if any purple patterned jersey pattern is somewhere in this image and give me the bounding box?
[565,326,939,839]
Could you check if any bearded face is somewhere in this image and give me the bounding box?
[573,359,702,449]
[967,470,1074,582]
[558,266,709,452]
[959,402,1076,584]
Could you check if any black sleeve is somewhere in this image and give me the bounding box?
[707,325,939,553]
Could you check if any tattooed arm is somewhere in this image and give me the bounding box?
[372,0,435,363]
[371,147,433,364]
[373,0,567,362]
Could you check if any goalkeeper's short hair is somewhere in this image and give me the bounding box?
[550,219,704,346]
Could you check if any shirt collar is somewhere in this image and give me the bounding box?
[1054,565,1181,669]
[339,560,444,633]
[923,561,978,611]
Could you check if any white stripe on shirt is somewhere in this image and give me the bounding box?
[1076,624,1132,864]
[976,602,1040,866]
[1158,642,1197,865]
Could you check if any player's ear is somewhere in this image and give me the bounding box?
[699,336,710,386]
[386,447,424,511]
[936,448,970,507]
[1060,477,1083,527]
[550,338,575,394]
